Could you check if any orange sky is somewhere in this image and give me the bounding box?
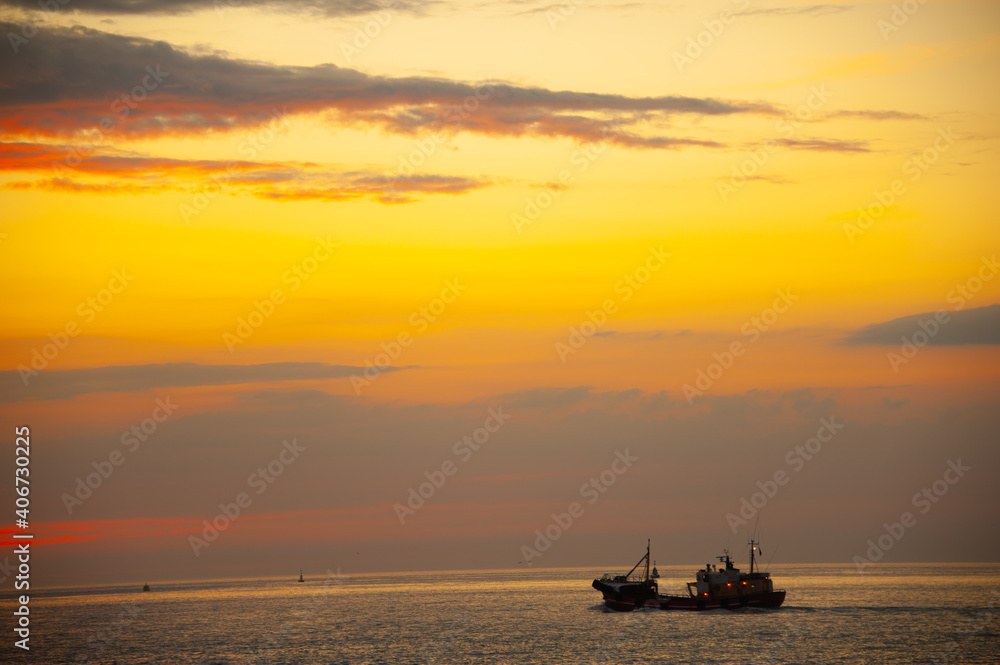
[0,0,998,585]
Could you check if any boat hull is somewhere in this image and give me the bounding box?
[593,580,785,612]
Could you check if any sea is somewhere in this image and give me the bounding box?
[4,563,999,664]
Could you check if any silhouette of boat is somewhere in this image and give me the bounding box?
[593,539,785,611]
[298,570,304,583]
[142,582,150,592]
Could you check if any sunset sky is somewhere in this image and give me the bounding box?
[1,0,998,586]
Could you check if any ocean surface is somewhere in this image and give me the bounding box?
[5,563,999,664]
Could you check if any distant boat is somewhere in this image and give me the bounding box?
[142,582,150,592]
[593,539,785,611]
[298,570,304,583]
[651,561,659,579]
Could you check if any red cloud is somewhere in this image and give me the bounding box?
[0,142,490,203]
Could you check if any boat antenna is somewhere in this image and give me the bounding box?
[764,544,778,573]
[748,512,763,575]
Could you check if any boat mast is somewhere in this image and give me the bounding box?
[624,540,651,582]
[749,539,756,576]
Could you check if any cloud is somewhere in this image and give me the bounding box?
[0,141,268,176]
[27,380,1000,583]
[0,361,412,403]
[774,138,871,153]
[738,4,853,18]
[826,110,928,121]
[4,177,164,195]
[499,385,594,409]
[238,389,335,406]
[0,142,490,203]
[742,174,794,185]
[0,0,432,16]
[781,387,838,417]
[0,22,775,148]
[842,304,1000,346]
[505,0,666,18]
[494,385,693,416]
[882,396,909,409]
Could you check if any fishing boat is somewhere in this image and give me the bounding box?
[592,539,785,611]
[142,582,150,592]
[298,570,304,583]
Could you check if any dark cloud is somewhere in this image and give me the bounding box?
[842,304,1000,346]
[0,0,430,16]
[0,362,412,403]
[0,22,774,148]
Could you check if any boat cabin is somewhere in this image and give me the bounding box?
[687,550,775,599]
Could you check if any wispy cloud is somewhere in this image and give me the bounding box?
[0,361,413,403]
[775,137,871,152]
[827,109,928,121]
[0,142,489,203]
[504,0,666,18]
[882,396,909,409]
[742,174,794,184]
[738,3,854,18]
[498,385,594,409]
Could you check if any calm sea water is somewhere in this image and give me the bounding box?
[4,564,999,664]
